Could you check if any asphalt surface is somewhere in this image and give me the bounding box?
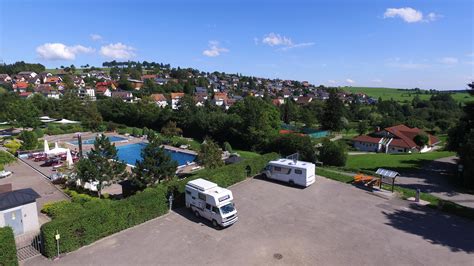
[396,156,474,208]
[26,176,474,266]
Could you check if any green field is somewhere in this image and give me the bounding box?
[346,151,455,172]
[342,87,471,104]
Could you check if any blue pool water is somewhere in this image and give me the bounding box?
[116,143,196,166]
[69,136,127,145]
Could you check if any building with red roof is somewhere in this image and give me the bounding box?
[352,124,440,154]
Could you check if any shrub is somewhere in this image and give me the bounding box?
[40,186,168,258]
[0,227,18,266]
[319,139,347,166]
[34,128,44,138]
[414,133,429,146]
[4,139,21,154]
[0,151,16,171]
[223,142,233,153]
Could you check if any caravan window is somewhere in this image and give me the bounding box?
[206,203,211,210]
[198,193,206,201]
[295,169,303,175]
[185,190,191,195]
[274,166,282,171]
[212,206,219,213]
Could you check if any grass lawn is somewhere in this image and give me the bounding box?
[346,151,456,172]
[342,86,471,104]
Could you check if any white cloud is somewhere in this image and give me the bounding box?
[346,79,355,84]
[383,7,440,23]
[439,57,458,65]
[386,58,430,69]
[260,33,314,50]
[262,33,293,46]
[90,34,102,41]
[202,41,229,57]
[100,43,136,59]
[327,80,337,84]
[372,79,383,83]
[36,43,94,60]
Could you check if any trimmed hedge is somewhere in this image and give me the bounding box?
[40,186,168,258]
[0,227,18,266]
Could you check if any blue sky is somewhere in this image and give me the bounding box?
[1,0,473,90]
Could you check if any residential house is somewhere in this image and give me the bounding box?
[0,74,12,83]
[352,124,440,154]
[272,97,285,106]
[128,79,143,90]
[18,92,33,98]
[18,71,37,79]
[73,77,85,87]
[78,87,96,101]
[296,96,312,105]
[155,78,168,85]
[0,188,40,236]
[112,90,135,103]
[141,74,157,80]
[194,95,206,107]
[45,77,62,85]
[150,93,168,108]
[171,92,185,109]
[95,86,112,97]
[28,77,41,86]
[13,81,29,92]
[35,84,60,99]
[213,92,228,107]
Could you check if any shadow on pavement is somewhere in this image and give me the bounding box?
[252,174,307,189]
[173,207,224,230]
[383,204,474,253]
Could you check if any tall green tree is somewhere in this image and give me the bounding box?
[198,138,223,169]
[132,132,177,187]
[76,135,127,197]
[322,91,345,131]
[448,82,474,188]
[319,139,347,166]
[18,131,38,150]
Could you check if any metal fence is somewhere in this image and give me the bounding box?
[15,231,43,261]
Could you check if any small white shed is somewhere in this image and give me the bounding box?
[0,188,40,236]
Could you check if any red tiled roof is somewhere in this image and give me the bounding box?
[150,93,167,101]
[171,92,185,99]
[15,82,28,89]
[353,135,381,144]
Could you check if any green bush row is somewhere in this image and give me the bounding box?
[0,227,18,266]
[40,186,169,258]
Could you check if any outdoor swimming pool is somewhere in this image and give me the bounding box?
[69,136,127,145]
[116,143,196,166]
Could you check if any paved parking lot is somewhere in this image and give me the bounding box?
[26,177,474,265]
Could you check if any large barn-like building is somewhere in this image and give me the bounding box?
[352,124,440,154]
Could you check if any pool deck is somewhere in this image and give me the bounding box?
[162,145,198,156]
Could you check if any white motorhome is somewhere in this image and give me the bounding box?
[262,159,316,187]
[185,178,238,227]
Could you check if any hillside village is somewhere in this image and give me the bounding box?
[0,62,379,108]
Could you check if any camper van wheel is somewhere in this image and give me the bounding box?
[212,219,218,228]
[289,180,295,186]
[194,210,200,218]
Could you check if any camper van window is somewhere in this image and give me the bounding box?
[185,190,191,195]
[274,166,282,172]
[295,169,303,175]
[206,203,211,210]
[198,193,206,201]
[286,168,292,174]
[212,206,219,213]
[220,202,235,215]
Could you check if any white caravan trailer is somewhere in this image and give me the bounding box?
[262,158,316,187]
[185,178,238,227]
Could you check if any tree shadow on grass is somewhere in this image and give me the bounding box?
[383,204,474,253]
